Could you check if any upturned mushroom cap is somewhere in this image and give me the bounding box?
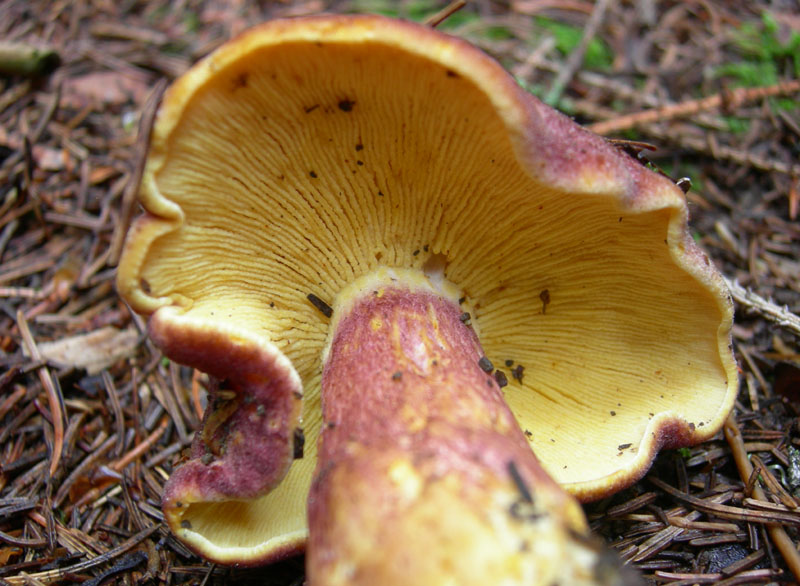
[117,14,737,564]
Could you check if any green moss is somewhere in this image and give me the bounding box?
[714,10,800,91]
[148,3,170,24]
[406,0,438,21]
[534,16,614,70]
[435,9,478,30]
[715,61,779,88]
[774,97,800,111]
[183,11,201,34]
[349,0,400,17]
[734,12,800,69]
[722,116,751,135]
[347,1,510,40]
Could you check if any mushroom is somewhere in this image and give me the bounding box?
[117,13,737,584]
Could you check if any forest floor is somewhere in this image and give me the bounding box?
[1,0,799,584]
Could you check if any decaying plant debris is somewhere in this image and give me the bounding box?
[1,1,799,584]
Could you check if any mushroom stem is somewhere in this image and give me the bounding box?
[308,268,603,585]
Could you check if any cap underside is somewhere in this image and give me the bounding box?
[119,17,735,561]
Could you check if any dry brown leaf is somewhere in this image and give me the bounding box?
[33,145,67,171]
[32,327,139,374]
[61,71,149,109]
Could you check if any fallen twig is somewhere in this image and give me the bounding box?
[724,414,800,584]
[424,0,467,28]
[647,125,798,175]
[588,79,800,136]
[16,310,64,478]
[649,476,800,526]
[3,525,158,585]
[724,276,800,337]
[108,78,167,266]
[544,0,614,106]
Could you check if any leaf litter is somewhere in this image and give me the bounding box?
[1,0,799,584]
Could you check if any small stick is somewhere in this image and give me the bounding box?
[108,78,167,266]
[645,124,798,176]
[191,368,206,420]
[0,384,25,419]
[150,367,189,443]
[0,528,48,547]
[111,415,170,472]
[16,310,64,479]
[750,454,800,510]
[544,0,614,106]
[724,276,800,337]
[1,525,159,586]
[71,417,170,509]
[54,435,117,507]
[0,84,61,182]
[589,79,800,135]
[170,360,199,427]
[724,414,800,583]
[424,0,467,28]
[0,80,31,117]
[0,286,47,299]
[102,371,126,458]
[649,476,800,526]
[121,476,148,531]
